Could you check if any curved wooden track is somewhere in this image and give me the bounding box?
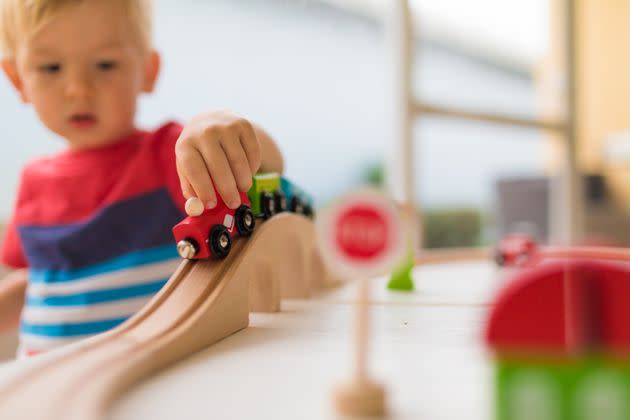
[415,247,491,265]
[0,213,337,420]
[412,246,630,266]
[540,246,630,261]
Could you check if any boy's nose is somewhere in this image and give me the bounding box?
[65,74,93,98]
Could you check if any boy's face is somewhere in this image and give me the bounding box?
[3,1,159,150]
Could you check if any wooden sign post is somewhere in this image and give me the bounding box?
[316,189,404,417]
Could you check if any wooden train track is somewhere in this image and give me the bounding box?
[413,246,630,266]
[415,247,491,265]
[0,213,336,420]
[540,246,630,261]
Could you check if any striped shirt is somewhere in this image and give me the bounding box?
[1,122,186,355]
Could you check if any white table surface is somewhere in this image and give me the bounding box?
[0,261,504,420]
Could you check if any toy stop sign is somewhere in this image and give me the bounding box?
[317,189,404,278]
[335,206,389,261]
[317,190,404,416]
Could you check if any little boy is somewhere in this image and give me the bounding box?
[0,0,283,356]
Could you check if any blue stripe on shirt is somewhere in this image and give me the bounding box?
[21,317,129,337]
[26,279,167,307]
[19,188,184,270]
[29,244,178,284]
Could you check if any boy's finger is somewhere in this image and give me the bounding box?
[221,138,253,192]
[239,123,261,173]
[200,141,241,209]
[180,149,217,209]
[176,158,196,199]
[180,179,195,200]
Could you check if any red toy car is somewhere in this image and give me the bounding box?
[494,234,538,268]
[172,191,255,260]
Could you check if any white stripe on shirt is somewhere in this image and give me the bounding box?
[26,258,181,297]
[21,295,153,324]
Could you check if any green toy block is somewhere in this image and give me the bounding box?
[387,250,415,291]
[495,355,630,420]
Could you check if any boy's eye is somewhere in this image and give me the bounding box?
[38,63,61,74]
[96,60,117,71]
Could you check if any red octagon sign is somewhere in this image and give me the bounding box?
[316,189,403,278]
[335,206,389,261]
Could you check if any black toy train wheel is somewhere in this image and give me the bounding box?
[303,204,314,219]
[274,191,288,213]
[235,205,256,236]
[261,192,276,219]
[290,196,305,215]
[494,250,505,267]
[209,225,231,259]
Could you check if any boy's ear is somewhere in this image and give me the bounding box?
[1,59,30,103]
[142,50,161,93]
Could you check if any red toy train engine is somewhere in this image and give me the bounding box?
[494,233,538,268]
[172,191,255,260]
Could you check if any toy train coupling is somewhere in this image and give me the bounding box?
[177,238,199,259]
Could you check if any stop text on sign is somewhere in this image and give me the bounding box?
[335,206,389,261]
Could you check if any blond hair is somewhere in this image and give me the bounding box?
[0,0,153,57]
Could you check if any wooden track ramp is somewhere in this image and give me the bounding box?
[415,247,491,265]
[540,246,630,261]
[0,213,336,420]
[411,246,630,266]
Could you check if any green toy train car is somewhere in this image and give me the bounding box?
[247,173,314,219]
[247,173,285,218]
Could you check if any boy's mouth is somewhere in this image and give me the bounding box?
[69,113,97,129]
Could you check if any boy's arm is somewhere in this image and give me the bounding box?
[0,269,27,334]
[253,124,284,174]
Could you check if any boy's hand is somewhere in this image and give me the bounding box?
[176,111,262,210]
[0,269,27,334]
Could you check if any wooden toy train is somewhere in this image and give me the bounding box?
[494,233,538,268]
[494,233,629,269]
[172,173,314,260]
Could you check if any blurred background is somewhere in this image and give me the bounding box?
[1,0,629,256]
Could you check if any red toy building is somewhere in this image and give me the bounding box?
[485,258,630,420]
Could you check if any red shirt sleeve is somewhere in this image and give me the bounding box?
[1,168,31,269]
[153,122,186,214]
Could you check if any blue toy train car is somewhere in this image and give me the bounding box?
[280,176,314,218]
